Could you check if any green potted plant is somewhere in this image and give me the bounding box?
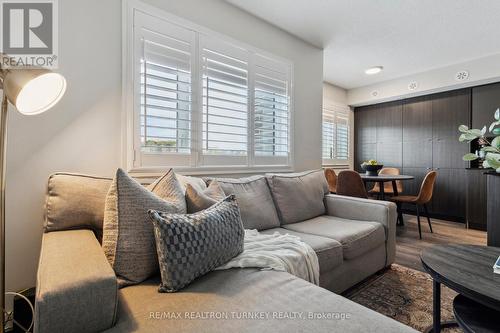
[458,108,500,173]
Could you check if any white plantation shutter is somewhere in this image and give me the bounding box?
[200,37,249,166]
[322,105,350,165]
[253,54,291,166]
[129,10,293,170]
[134,12,195,167]
[336,115,349,160]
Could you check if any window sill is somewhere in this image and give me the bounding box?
[128,165,294,178]
[322,164,350,168]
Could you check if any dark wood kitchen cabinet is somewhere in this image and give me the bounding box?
[486,173,500,246]
[431,168,466,219]
[466,169,487,231]
[402,96,433,169]
[376,101,402,168]
[354,105,377,171]
[432,90,470,169]
[354,89,471,222]
[472,82,500,130]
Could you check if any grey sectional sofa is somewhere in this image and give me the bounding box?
[35,170,415,333]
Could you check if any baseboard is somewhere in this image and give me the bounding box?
[401,209,465,224]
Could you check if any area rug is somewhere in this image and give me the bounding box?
[344,264,460,332]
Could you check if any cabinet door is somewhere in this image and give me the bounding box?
[431,168,466,220]
[403,140,433,168]
[472,83,500,130]
[432,136,468,169]
[431,89,470,169]
[355,142,376,172]
[432,89,470,139]
[355,106,377,144]
[377,142,402,167]
[403,96,433,141]
[466,169,487,230]
[402,97,433,168]
[377,101,402,142]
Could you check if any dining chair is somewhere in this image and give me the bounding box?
[336,170,368,199]
[391,171,437,239]
[369,167,403,198]
[324,168,337,193]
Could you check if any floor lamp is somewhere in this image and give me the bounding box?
[0,63,66,332]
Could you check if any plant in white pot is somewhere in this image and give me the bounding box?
[459,108,500,173]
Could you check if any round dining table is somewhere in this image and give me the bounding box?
[359,173,414,200]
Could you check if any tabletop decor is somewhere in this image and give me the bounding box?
[361,159,383,176]
[459,108,500,173]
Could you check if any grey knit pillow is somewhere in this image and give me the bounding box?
[102,168,182,287]
[149,195,244,292]
[185,181,225,213]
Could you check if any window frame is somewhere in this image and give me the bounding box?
[322,103,351,166]
[123,0,294,175]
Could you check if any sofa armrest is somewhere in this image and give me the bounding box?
[35,230,118,333]
[324,194,397,265]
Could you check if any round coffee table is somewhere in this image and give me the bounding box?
[421,244,500,333]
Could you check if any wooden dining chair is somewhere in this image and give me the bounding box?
[368,167,403,198]
[391,171,437,239]
[336,170,368,199]
[324,168,337,193]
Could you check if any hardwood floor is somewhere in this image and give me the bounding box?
[395,214,487,272]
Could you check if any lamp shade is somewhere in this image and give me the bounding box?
[2,69,66,115]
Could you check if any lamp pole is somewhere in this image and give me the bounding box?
[0,92,8,333]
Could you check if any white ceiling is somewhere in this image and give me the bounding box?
[226,0,500,89]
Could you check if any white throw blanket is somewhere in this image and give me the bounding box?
[216,230,320,285]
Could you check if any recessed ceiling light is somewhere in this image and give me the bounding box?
[365,66,383,75]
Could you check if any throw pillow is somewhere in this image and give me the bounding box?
[207,175,281,230]
[266,170,329,225]
[148,169,187,214]
[102,168,180,287]
[185,181,225,213]
[176,173,207,193]
[44,173,112,240]
[149,195,244,292]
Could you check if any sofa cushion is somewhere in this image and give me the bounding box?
[211,175,280,230]
[266,170,329,225]
[149,195,244,292]
[108,269,416,333]
[282,215,385,260]
[260,228,343,272]
[185,181,225,213]
[102,169,180,287]
[44,173,112,238]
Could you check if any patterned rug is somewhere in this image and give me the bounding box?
[344,264,461,332]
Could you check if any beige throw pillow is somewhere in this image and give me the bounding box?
[102,168,183,287]
[148,170,187,213]
[185,181,225,213]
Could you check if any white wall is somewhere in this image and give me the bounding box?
[5,0,323,292]
[347,53,500,106]
[322,83,354,170]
